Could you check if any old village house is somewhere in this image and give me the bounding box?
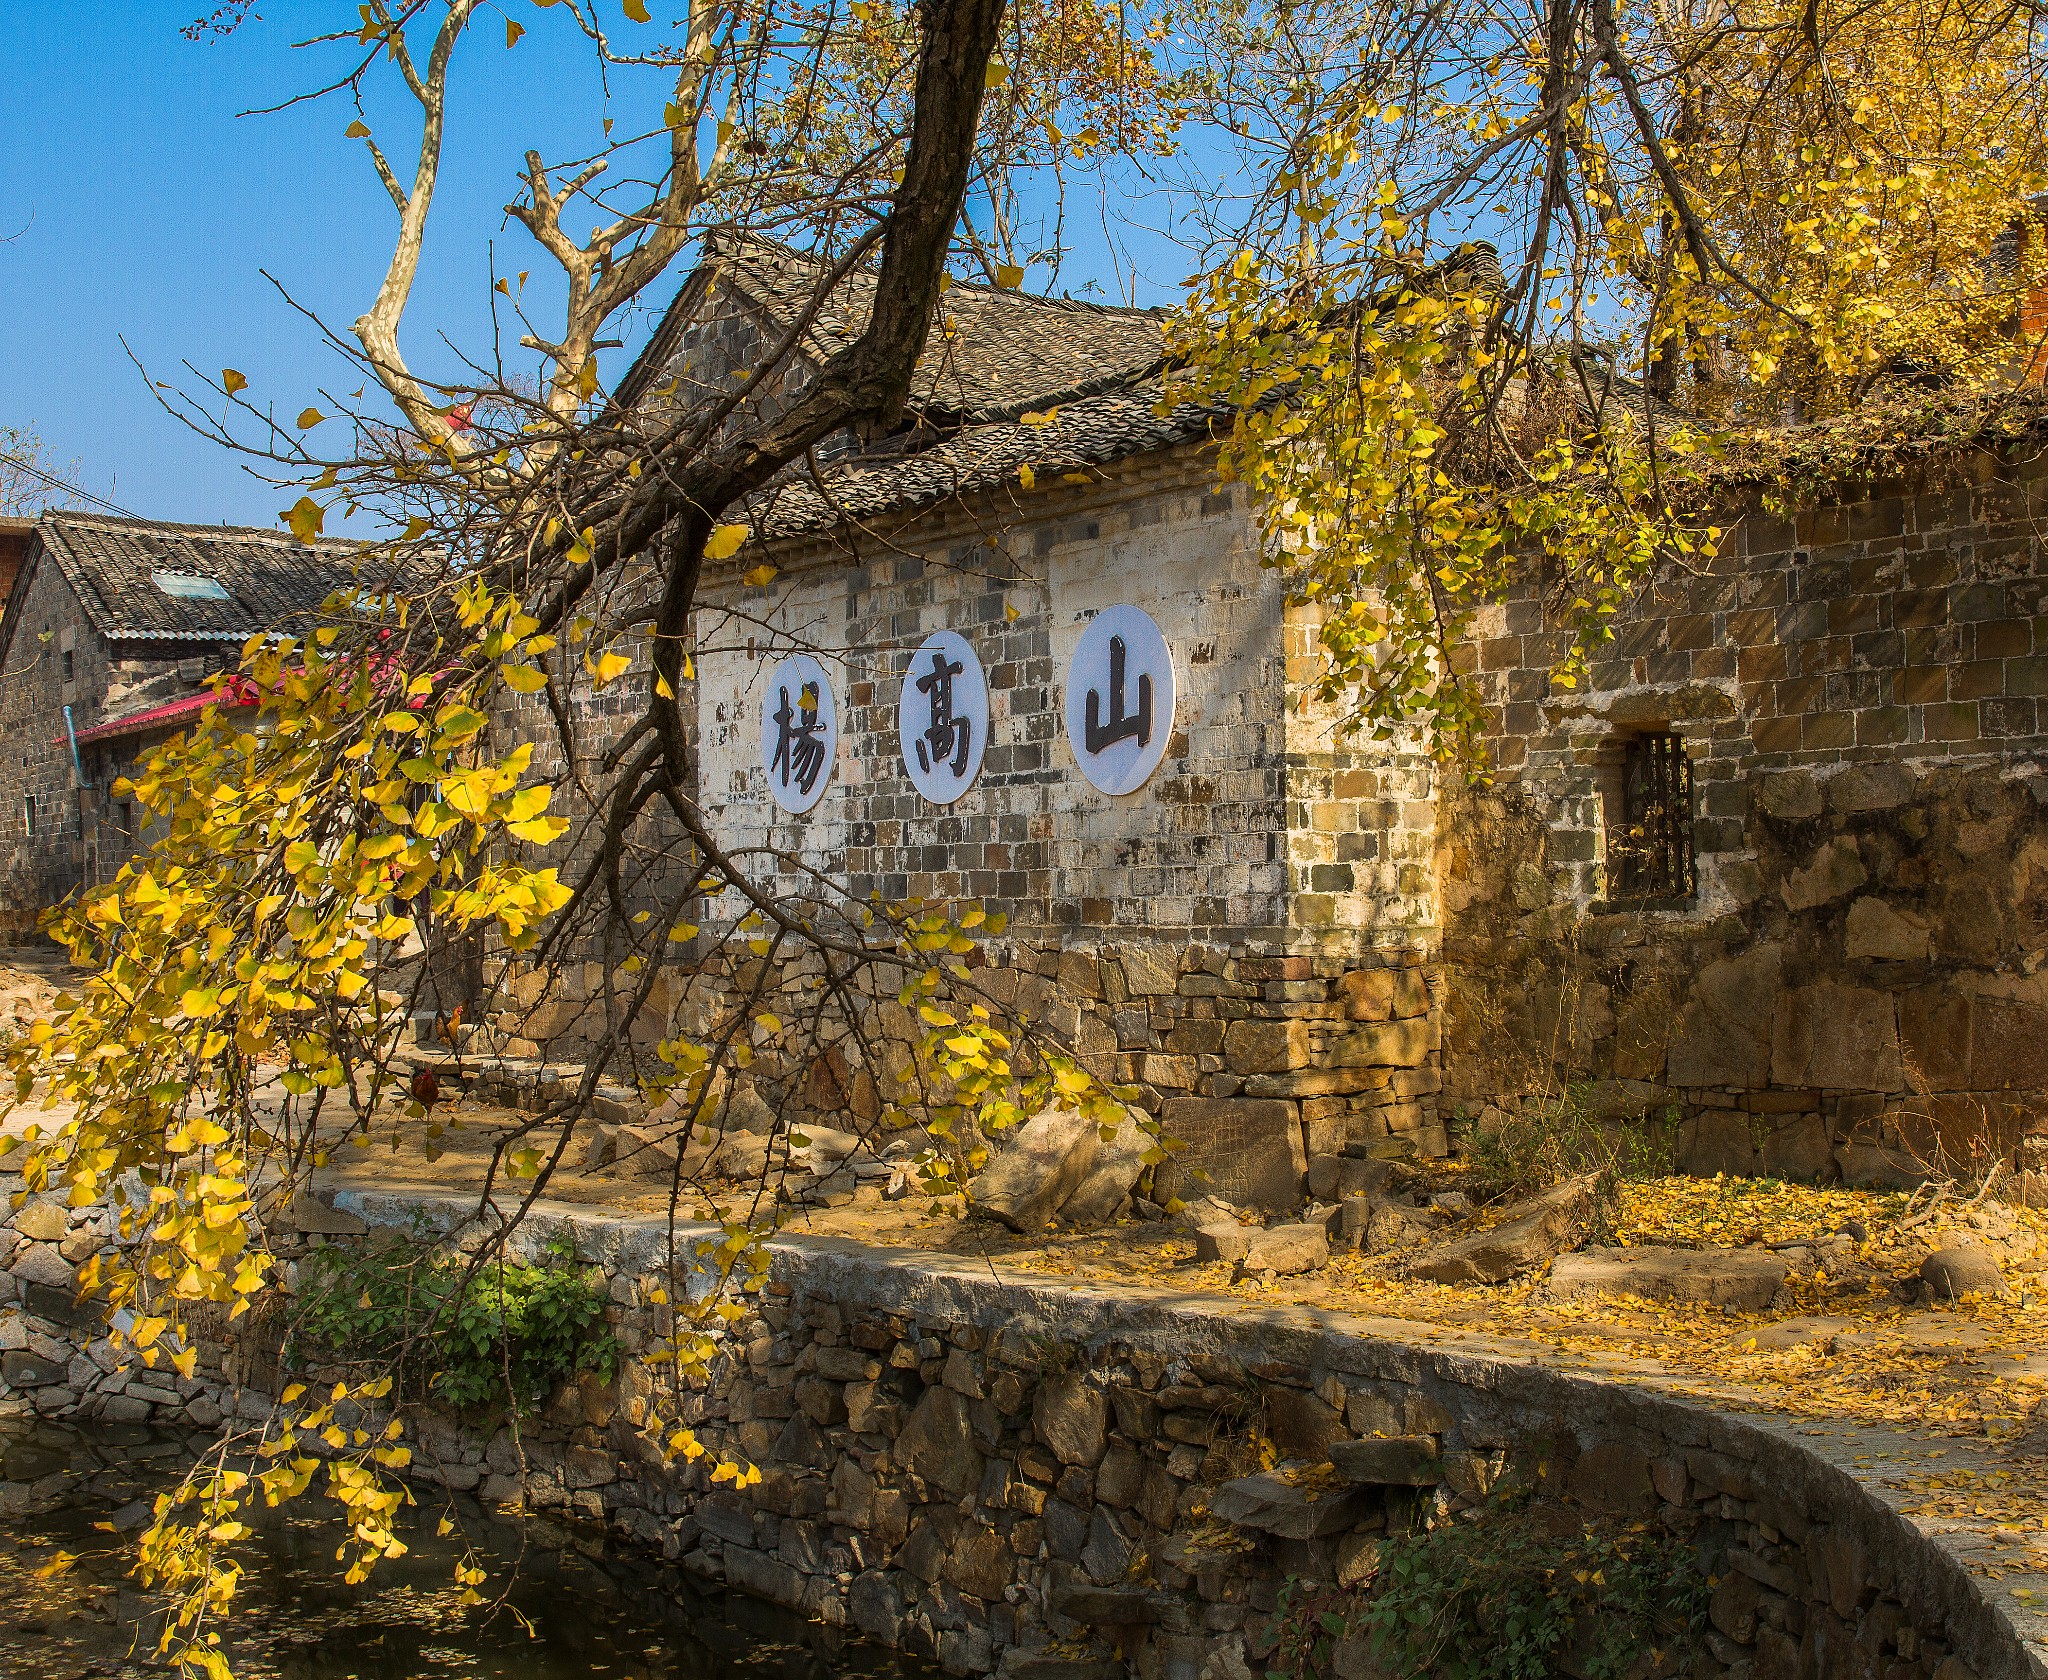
[477,239,2048,1205]
[0,512,362,940]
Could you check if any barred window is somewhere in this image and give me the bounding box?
[1611,732,1695,901]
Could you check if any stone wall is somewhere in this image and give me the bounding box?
[481,446,1451,1178]
[685,453,1444,1152]
[1,1184,2035,1680]
[1445,444,2048,1176]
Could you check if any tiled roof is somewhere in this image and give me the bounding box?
[747,380,1228,540]
[625,237,1532,545]
[31,512,370,642]
[618,235,1170,424]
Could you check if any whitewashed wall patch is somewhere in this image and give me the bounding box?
[1064,604,1175,795]
[898,629,989,805]
[758,653,838,813]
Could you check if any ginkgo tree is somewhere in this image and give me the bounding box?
[1168,0,2048,758]
[7,0,1172,1670]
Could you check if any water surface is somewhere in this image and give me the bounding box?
[0,1419,936,1680]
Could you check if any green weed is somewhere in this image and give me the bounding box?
[289,1233,616,1415]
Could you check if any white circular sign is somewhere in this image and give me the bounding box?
[1063,604,1176,795]
[758,654,838,813]
[898,630,989,805]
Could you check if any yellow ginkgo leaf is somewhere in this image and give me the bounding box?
[592,651,631,687]
[743,563,778,588]
[222,369,247,396]
[623,0,651,18]
[704,522,750,560]
[297,408,325,429]
[283,496,325,543]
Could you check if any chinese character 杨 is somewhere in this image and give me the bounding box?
[770,679,826,795]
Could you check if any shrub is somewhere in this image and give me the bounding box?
[1348,1496,1708,1680]
[290,1233,616,1414]
[1463,1085,1680,1233]
[1257,1493,1709,1680]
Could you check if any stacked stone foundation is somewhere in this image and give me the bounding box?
[1443,758,2048,1188]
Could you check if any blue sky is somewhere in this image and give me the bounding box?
[0,5,1190,531]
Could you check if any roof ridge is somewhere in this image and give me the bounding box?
[709,229,1170,318]
[40,509,362,551]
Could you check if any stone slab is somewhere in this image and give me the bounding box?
[1549,1245,1789,1313]
[1155,1098,1305,1212]
[1404,1178,1591,1285]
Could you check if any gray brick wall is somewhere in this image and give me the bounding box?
[0,555,99,938]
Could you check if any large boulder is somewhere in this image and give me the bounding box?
[1057,1109,1154,1227]
[1405,1178,1592,1285]
[1549,1244,1788,1312]
[972,1109,1102,1232]
[708,1133,774,1182]
[1193,1223,1254,1264]
[1920,1244,2003,1301]
[607,1123,684,1178]
[797,1124,867,1167]
[1362,1198,1440,1256]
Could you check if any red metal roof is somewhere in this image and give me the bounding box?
[61,681,259,748]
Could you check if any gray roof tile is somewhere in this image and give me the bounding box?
[619,235,1170,424]
[747,380,1225,540]
[33,512,369,642]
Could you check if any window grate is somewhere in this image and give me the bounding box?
[1614,732,1695,901]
